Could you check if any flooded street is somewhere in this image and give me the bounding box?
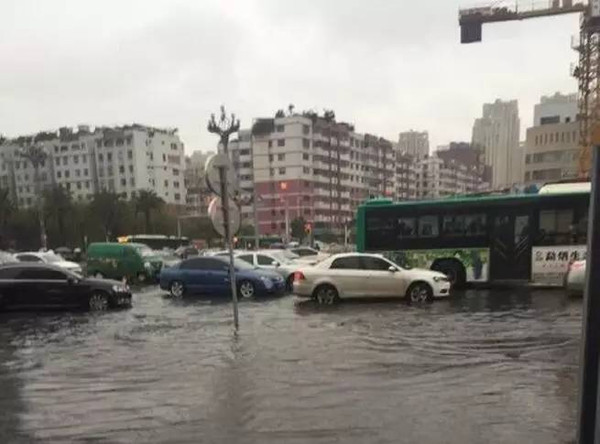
[0,288,582,443]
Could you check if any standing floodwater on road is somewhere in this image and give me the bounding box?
[0,288,582,443]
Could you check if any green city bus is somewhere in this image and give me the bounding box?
[356,183,590,287]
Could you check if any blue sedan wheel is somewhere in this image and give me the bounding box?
[238,280,256,299]
[170,281,185,298]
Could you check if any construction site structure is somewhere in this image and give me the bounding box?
[459,0,600,178]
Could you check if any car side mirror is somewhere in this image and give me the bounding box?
[272,261,280,267]
[388,266,397,272]
[67,276,78,285]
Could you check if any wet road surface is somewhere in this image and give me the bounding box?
[0,288,582,443]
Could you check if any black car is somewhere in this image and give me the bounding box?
[0,264,132,311]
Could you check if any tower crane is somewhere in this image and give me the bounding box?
[459,0,600,178]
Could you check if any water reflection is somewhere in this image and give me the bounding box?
[0,288,582,443]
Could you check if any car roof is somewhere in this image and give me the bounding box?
[327,252,384,259]
[16,251,44,257]
[0,262,69,271]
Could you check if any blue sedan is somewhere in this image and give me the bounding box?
[159,255,286,299]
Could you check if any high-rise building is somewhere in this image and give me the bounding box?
[524,93,579,183]
[228,114,398,236]
[398,130,429,159]
[471,99,521,189]
[0,124,186,207]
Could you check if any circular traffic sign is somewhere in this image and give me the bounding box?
[208,196,241,238]
[205,153,239,198]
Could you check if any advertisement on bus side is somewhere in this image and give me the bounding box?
[531,245,587,286]
[380,248,490,282]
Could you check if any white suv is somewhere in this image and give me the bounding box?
[293,253,450,304]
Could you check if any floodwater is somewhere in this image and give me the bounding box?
[0,288,583,443]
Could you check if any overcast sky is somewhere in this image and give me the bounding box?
[0,0,579,153]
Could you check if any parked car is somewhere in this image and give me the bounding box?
[0,251,18,265]
[159,256,286,299]
[155,250,181,269]
[15,251,82,275]
[175,246,199,259]
[86,242,162,283]
[293,253,451,304]
[290,247,329,264]
[0,263,131,311]
[565,259,586,296]
[235,250,301,290]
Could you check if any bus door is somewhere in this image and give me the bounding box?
[490,211,532,280]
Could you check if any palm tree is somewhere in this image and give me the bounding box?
[18,144,48,249]
[132,190,164,233]
[43,185,72,246]
[0,188,15,248]
[89,191,124,241]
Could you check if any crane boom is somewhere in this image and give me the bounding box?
[459,0,597,179]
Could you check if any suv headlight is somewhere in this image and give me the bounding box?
[433,276,448,283]
[112,284,129,293]
[260,276,273,288]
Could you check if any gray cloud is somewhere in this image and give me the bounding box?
[0,0,580,151]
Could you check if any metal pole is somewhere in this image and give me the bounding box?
[218,164,239,330]
[577,145,600,442]
[285,198,289,244]
[177,217,182,238]
[251,131,260,250]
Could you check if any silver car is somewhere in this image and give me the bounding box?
[236,250,301,290]
[565,260,586,296]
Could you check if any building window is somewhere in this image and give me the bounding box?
[55,158,60,166]
[525,154,531,164]
[269,154,274,162]
[64,170,70,178]
[276,125,285,132]
[98,168,104,177]
[269,168,274,176]
[130,178,135,186]
[84,168,88,176]
[57,171,62,179]
[75,170,80,177]
[164,180,168,187]
[73,155,79,164]
[98,153,104,162]
[174,181,180,188]
[82,154,87,163]
[173,168,179,176]
[303,167,310,174]
[127,150,133,160]
[119,166,125,174]
[129,165,134,173]
[303,139,310,149]
[278,154,285,161]
[303,125,310,135]
[268,140,273,148]
[121,178,126,186]
[279,168,286,175]
[77,182,82,190]
[277,139,285,147]
[62,156,68,165]
[303,153,309,160]
[162,154,166,162]
[174,193,181,200]
[107,166,113,176]
[107,153,113,162]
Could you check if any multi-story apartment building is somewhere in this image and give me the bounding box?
[0,124,186,207]
[398,130,429,159]
[184,150,214,216]
[393,151,418,201]
[524,93,579,183]
[228,114,398,236]
[415,144,488,199]
[472,99,522,189]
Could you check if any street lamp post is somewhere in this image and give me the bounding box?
[208,106,241,331]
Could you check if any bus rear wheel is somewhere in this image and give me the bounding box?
[432,259,466,289]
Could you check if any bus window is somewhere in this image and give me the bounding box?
[576,209,588,244]
[539,209,573,245]
[464,214,487,236]
[443,215,465,236]
[418,216,438,238]
[397,218,416,238]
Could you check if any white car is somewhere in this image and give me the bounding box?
[565,259,586,296]
[236,250,301,290]
[293,253,451,304]
[15,251,83,275]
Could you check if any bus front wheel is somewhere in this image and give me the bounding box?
[432,259,466,289]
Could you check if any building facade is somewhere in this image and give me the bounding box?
[0,124,186,207]
[471,99,522,189]
[398,130,429,159]
[228,114,400,236]
[525,93,579,183]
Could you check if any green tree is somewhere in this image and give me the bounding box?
[291,217,307,242]
[132,189,164,233]
[89,191,125,241]
[43,185,72,246]
[0,188,15,248]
